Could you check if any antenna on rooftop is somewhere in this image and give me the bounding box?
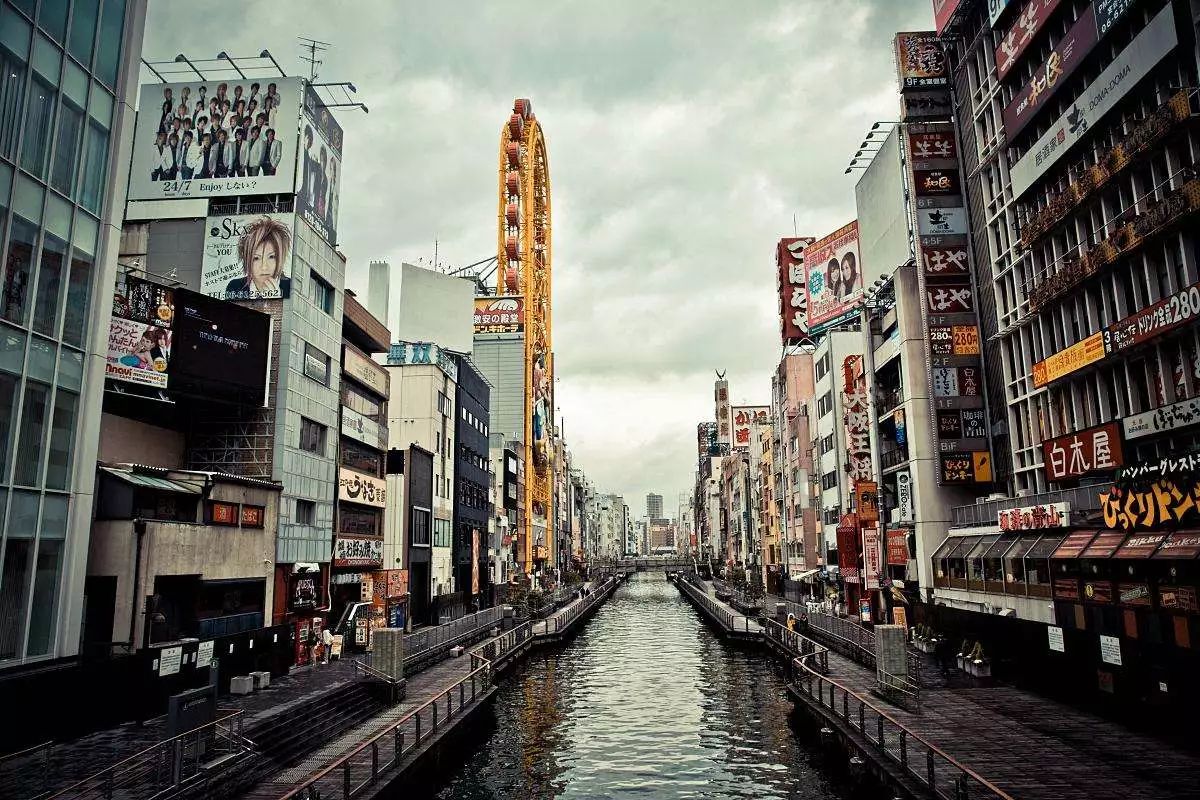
[298,36,330,82]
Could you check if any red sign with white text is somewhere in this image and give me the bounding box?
[777,237,816,345]
[1041,422,1125,482]
[932,0,964,35]
[994,0,1067,80]
[886,529,910,566]
[1002,6,1099,140]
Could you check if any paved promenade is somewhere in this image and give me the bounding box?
[758,591,1200,799]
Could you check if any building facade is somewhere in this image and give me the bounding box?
[453,355,492,609]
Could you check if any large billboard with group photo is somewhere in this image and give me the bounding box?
[129,77,302,201]
[202,212,296,301]
[804,221,863,334]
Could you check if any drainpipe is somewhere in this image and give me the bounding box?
[130,518,146,649]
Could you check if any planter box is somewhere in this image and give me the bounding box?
[957,655,969,672]
[914,639,936,654]
[966,660,992,678]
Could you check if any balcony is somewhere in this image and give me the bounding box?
[874,388,903,419]
[881,446,909,471]
[950,482,1112,528]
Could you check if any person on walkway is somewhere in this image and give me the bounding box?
[322,626,335,664]
[935,635,953,678]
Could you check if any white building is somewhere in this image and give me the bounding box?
[811,331,863,562]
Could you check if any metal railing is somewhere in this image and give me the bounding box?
[791,649,1013,800]
[539,577,618,636]
[44,711,249,800]
[403,606,504,663]
[762,618,828,673]
[951,483,1110,527]
[675,576,758,634]
[279,624,532,800]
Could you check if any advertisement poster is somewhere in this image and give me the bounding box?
[1047,625,1065,652]
[472,530,481,595]
[296,83,343,245]
[129,77,301,201]
[863,526,882,590]
[1042,422,1124,482]
[106,316,171,388]
[894,32,947,90]
[805,221,862,333]
[202,213,296,301]
[886,529,910,566]
[473,296,525,334]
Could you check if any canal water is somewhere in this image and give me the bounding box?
[420,572,849,799]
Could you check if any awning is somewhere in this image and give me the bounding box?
[792,568,821,581]
[983,534,1020,560]
[1027,533,1067,560]
[1152,531,1200,560]
[1114,532,1168,559]
[932,536,965,560]
[99,467,204,495]
[1081,530,1126,559]
[1051,530,1099,559]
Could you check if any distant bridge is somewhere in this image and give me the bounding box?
[598,556,698,572]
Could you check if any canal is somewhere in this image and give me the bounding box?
[418,572,850,799]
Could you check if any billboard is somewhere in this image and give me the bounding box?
[1010,5,1177,197]
[994,0,1067,80]
[169,289,272,404]
[842,357,873,485]
[106,276,174,389]
[731,405,769,450]
[855,127,910,289]
[297,83,343,246]
[106,316,171,388]
[894,32,948,91]
[1042,422,1124,482]
[804,221,862,333]
[333,536,383,568]
[715,379,731,447]
[1002,5,1100,141]
[1031,331,1105,388]
[473,296,525,334]
[776,237,816,344]
[905,121,991,484]
[129,77,301,201]
[395,263,475,354]
[202,212,295,301]
[338,467,387,508]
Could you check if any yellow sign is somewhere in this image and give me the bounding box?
[1032,331,1105,388]
[892,607,908,628]
[952,325,980,355]
[973,451,993,482]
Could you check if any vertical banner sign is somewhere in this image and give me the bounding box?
[715,379,731,448]
[895,31,951,122]
[905,122,992,484]
[777,237,816,345]
[863,526,882,590]
[842,357,873,486]
[837,515,860,583]
[732,406,770,451]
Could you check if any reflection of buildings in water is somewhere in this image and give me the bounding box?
[516,653,569,793]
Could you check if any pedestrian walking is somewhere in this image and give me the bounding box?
[322,627,335,664]
[935,635,953,678]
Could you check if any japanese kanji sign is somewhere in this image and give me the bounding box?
[731,405,770,451]
[998,502,1070,531]
[842,357,873,484]
[1041,422,1125,482]
[776,236,816,345]
[1100,479,1200,530]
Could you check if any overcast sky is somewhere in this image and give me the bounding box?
[143,1,934,515]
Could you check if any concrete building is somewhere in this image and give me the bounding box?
[645,493,663,519]
[489,434,522,585]
[770,352,819,589]
[453,356,492,610]
[384,341,459,622]
[330,292,391,629]
[0,0,148,668]
[811,331,863,574]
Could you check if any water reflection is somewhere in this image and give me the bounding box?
[421,573,847,799]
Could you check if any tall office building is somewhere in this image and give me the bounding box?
[0,0,148,668]
[645,492,663,519]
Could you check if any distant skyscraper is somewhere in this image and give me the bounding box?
[646,493,663,519]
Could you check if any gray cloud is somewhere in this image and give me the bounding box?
[142,0,933,510]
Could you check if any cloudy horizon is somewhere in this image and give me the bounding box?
[142,0,935,513]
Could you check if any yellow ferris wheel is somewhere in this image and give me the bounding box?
[497,98,553,569]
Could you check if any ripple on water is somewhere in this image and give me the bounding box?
[421,573,849,800]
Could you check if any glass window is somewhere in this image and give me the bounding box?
[33,234,66,336]
[411,507,431,546]
[25,539,63,656]
[40,0,70,43]
[10,0,35,17]
[51,99,83,196]
[295,499,315,525]
[14,381,50,485]
[87,81,111,128]
[94,0,126,87]
[19,74,56,178]
[60,60,86,106]
[303,342,330,385]
[299,417,326,454]
[0,539,31,659]
[0,369,18,483]
[61,249,91,347]
[310,270,333,315]
[44,389,76,490]
[31,33,60,81]
[3,216,38,326]
[68,0,99,67]
[26,335,54,382]
[78,121,107,213]
[56,346,81,390]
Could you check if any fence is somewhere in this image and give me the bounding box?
[403,606,504,664]
[762,618,828,673]
[279,624,533,800]
[44,711,250,800]
[675,576,758,635]
[538,577,618,636]
[791,650,1013,800]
